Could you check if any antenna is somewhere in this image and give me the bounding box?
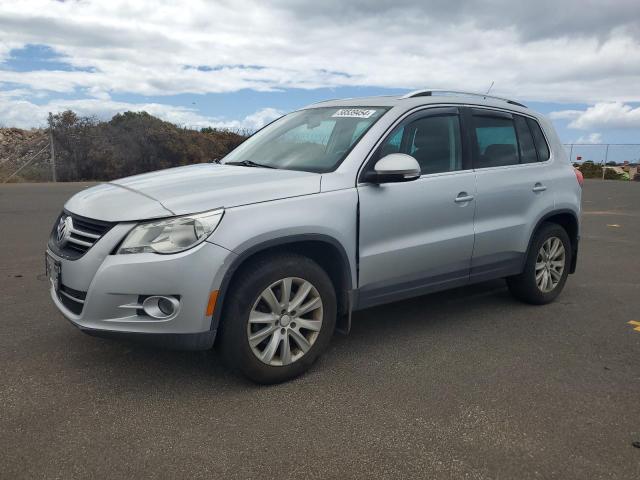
[485,81,495,95]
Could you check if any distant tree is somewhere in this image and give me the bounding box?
[49,110,249,181]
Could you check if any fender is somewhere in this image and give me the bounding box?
[524,208,580,274]
[210,233,354,337]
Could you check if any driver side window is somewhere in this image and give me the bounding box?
[377,114,462,175]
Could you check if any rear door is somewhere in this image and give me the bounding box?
[357,107,477,308]
[465,107,555,281]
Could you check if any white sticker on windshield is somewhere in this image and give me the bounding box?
[332,109,377,119]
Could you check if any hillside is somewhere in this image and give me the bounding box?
[0,128,50,182]
[0,111,248,182]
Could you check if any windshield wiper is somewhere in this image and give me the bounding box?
[225,160,276,169]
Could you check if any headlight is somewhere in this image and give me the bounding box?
[117,209,224,255]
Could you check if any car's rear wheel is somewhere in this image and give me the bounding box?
[507,222,572,305]
[218,253,336,384]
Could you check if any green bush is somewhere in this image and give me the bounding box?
[577,162,602,179]
[50,110,248,181]
[603,169,624,180]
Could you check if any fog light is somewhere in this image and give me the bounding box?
[142,296,180,319]
[158,297,174,315]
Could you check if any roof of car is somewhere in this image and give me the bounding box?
[303,89,532,116]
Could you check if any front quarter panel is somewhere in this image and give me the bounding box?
[209,189,358,288]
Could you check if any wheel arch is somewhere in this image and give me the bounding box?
[526,209,580,274]
[210,234,354,338]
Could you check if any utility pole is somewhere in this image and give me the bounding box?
[48,112,57,182]
[602,144,610,180]
[568,144,574,164]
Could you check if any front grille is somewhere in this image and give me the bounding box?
[58,284,86,315]
[48,212,115,260]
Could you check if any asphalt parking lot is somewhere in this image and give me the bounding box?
[1,179,639,479]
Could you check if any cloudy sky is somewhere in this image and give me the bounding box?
[1,0,639,153]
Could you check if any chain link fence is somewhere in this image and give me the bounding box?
[2,111,248,183]
[563,144,640,165]
[3,125,640,182]
[564,144,640,181]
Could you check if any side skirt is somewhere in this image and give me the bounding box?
[350,253,525,314]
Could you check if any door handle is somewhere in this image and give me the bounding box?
[454,193,474,203]
[532,183,547,192]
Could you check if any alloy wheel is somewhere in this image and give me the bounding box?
[247,277,323,366]
[535,236,565,293]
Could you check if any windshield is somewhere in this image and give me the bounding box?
[223,107,389,173]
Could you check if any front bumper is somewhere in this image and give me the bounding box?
[47,238,237,350]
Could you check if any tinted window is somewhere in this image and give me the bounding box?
[514,115,538,164]
[379,127,404,157]
[473,116,519,168]
[527,118,550,161]
[378,115,462,175]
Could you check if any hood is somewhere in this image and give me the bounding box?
[64,163,321,222]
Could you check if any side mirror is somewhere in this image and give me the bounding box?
[362,153,421,184]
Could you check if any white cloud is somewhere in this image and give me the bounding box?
[220,108,283,131]
[574,133,603,144]
[0,92,283,130]
[548,110,582,121]
[552,102,640,130]
[0,0,639,106]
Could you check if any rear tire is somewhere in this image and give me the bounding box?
[218,252,336,384]
[507,222,572,305]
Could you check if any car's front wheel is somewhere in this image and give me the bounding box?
[218,253,336,384]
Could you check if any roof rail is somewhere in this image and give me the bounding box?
[400,89,527,108]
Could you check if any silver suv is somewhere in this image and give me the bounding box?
[46,90,582,383]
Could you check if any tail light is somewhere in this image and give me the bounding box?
[574,167,584,187]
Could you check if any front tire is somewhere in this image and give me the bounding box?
[507,222,572,305]
[218,253,336,384]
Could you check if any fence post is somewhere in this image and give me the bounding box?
[568,144,574,163]
[48,112,57,182]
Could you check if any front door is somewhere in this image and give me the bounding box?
[357,107,476,308]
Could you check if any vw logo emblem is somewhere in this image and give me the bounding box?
[56,215,73,247]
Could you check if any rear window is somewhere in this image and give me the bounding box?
[514,116,538,164]
[526,118,550,161]
[473,116,519,168]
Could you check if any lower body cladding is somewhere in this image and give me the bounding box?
[47,241,236,350]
